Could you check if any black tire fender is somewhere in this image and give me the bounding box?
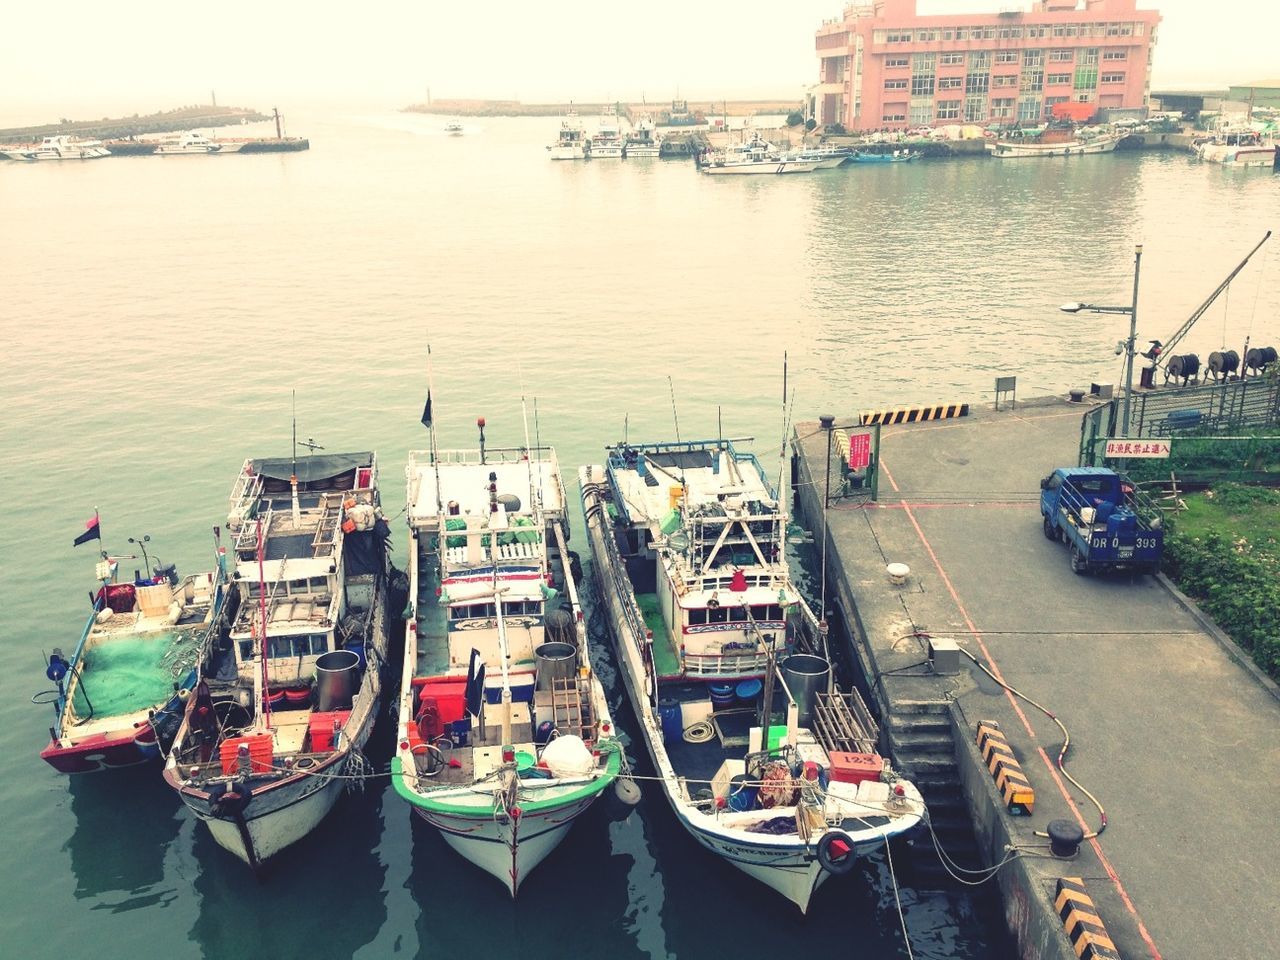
[817,829,857,875]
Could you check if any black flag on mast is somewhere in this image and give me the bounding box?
[421,391,432,429]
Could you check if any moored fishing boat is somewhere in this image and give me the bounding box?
[162,450,391,870]
[36,516,228,774]
[154,131,222,154]
[1194,125,1277,167]
[393,414,623,896]
[986,128,1126,158]
[444,120,465,137]
[849,148,919,163]
[624,115,662,158]
[580,439,924,912]
[588,114,625,158]
[547,112,587,160]
[697,133,819,175]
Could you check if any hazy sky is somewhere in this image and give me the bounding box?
[1,1,1274,124]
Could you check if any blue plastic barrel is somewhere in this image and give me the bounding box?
[657,699,683,742]
[727,774,757,811]
[735,678,762,705]
[343,639,367,669]
[708,682,735,708]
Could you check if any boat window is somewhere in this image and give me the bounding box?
[709,606,728,624]
[769,604,784,621]
[688,608,707,625]
[729,607,747,623]
[246,582,263,598]
[750,604,769,621]
[310,576,328,592]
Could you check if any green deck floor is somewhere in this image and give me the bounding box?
[636,592,681,677]
[414,553,451,676]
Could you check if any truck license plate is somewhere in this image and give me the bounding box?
[1119,547,1134,559]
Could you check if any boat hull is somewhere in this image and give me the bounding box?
[624,144,660,158]
[700,160,820,175]
[549,145,585,160]
[987,134,1124,158]
[40,725,156,774]
[1196,142,1277,166]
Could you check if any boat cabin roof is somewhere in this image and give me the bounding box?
[406,448,564,528]
[606,441,776,527]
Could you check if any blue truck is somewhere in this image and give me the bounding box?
[1040,467,1164,575]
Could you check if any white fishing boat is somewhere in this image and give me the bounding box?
[394,416,624,896]
[547,112,587,160]
[3,135,110,161]
[789,145,850,169]
[588,114,625,158]
[1195,124,1277,167]
[163,450,391,870]
[36,521,228,774]
[580,439,924,912]
[154,131,223,154]
[698,132,819,175]
[444,121,465,137]
[624,115,662,158]
[986,129,1127,158]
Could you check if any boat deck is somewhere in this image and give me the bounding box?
[414,551,451,677]
[636,592,681,677]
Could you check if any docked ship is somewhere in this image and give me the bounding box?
[37,524,228,774]
[154,131,224,154]
[3,135,110,160]
[661,99,706,127]
[697,133,819,175]
[547,112,587,160]
[162,451,391,870]
[624,115,662,158]
[580,439,924,912]
[394,422,622,896]
[588,114,625,158]
[986,127,1127,158]
[1195,125,1277,167]
[444,121,465,137]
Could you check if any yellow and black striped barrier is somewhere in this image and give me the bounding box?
[976,720,1035,815]
[860,403,969,426]
[1055,878,1121,960]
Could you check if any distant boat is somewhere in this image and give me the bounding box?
[849,148,918,164]
[154,131,223,154]
[661,99,706,127]
[444,121,465,136]
[3,135,110,161]
[624,114,662,158]
[790,146,851,168]
[547,112,587,160]
[986,129,1126,158]
[588,113,625,159]
[1194,124,1276,167]
[697,132,819,175]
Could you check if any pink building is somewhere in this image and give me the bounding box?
[815,0,1161,131]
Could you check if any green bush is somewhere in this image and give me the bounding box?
[785,111,805,127]
[805,118,817,132]
[1163,529,1280,680]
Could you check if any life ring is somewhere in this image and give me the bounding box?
[209,781,253,817]
[816,829,857,875]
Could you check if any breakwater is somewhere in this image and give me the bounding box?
[0,106,267,143]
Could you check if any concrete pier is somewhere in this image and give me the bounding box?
[793,397,1280,960]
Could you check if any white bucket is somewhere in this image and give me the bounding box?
[886,562,910,585]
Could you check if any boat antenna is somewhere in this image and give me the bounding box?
[290,390,301,525]
[667,375,682,444]
[533,396,543,461]
[424,345,444,516]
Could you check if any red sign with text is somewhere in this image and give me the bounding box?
[1104,439,1171,459]
[848,432,871,470]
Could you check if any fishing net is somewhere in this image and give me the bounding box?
[74,631,203,718]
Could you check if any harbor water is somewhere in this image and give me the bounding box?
[1,113,1276,959]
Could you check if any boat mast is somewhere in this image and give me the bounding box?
[290,391,301,525]
[255,518,272,731]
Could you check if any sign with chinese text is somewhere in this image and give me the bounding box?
[1104,439,1171,459]
[848,432,872,470]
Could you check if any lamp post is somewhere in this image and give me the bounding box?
[1061,244,1143,441]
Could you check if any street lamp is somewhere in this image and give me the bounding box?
[1060,244,1143,438]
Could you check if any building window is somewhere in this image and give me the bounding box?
[1049,49,1074,62]
[1045,95,1070,109]
[998,27,1022,39]
[1074,67,1098,90]
[1074,91,1095,103]
[942,29,954,41]
[882,113,907,123]
[966,73,990,94]
[1023,49,1044,67]
[916,29,938,42]
[885,79,908,90]
[1103,50,1128,61]
[1047,73,1072,85]
[1026,26,1048,39]
[1101,72,1126,84]
[885,57,909,68]
[991,97,1015,119]
[940,52,965,66]
[955,28,968,41]
[1020,72,1044,93]
[993,75,1018,88]
[910,100,933,125]
[969,51,991,70]
[911,76,935,97]
[995,51,1019,64]
[912,52,936,73]
[936,100,961,120]
[1018,97,1042,122]
[939,77,964,90]
[964,95,987,121]
[886,31,912,44]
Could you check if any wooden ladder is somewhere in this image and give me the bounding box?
[550,677,595,742]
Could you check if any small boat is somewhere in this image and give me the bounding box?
[1194,124,1277,167]
[849,148,919,163]
[986,128,1127,158]
[154,131,222,154]
[588,113,625,158]
[547,112,587,160]
[37,521,229,774]
[394,418,623,896]
[3,135,110,161]
[444,121,465,137]
[697,132,819,175]
[661,99,706,127]
[790,145,852,168]
[624,115,662,158]
[580,440,924,912]
[163,451,392,870]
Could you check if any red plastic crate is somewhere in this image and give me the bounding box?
[828,751,884,786]
[418,680,467,725]
[309,710,352,753]
[219,734,274,775]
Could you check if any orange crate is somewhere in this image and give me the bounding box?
[219,734,274,775]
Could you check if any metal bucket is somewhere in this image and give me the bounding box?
[535,641,577,692]
[315,649,361,711]
[782,654,831,726]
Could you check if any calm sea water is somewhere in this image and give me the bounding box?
[2,113,1276,959]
